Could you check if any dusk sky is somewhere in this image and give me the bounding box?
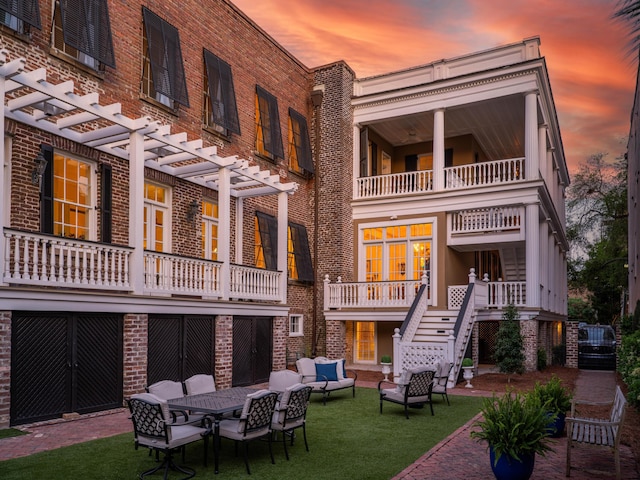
[232,0,636,176]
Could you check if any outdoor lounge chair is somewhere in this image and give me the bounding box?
[432,361,454,406]
[271,383,312,460]
[128,393,210,479]
[378,367,435,419]
[268,370,302,393]
[184,374,216,395]
[218,389,278,474]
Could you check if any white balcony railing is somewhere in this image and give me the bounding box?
[324,276,427,309]
[355,157,526,200]
[450,206,523,235]
[355,170,432,199]
[3,229,132,290]
[487,281,526,307]
[3,229,282,301]
[143,251,222,297]
[444,157,525,189]
[230,264,281,301]
[449,281,526,308]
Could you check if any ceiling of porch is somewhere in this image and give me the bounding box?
[366,94,527,161]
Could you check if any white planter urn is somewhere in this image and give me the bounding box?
[462,366,474,388]
[381,363,392,382]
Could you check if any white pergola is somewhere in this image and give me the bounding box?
[0,51,295,299]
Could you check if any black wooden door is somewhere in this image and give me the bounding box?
[11,313,123,426]
[147,315,214,385]
[232,316,272,386]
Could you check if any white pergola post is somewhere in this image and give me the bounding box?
[433,109,445,191]
[277,191,288,304]
[218,167,231,300]
[128,131,145,295]
[0,75,6,286]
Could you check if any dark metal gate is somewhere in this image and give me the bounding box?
[147,315,214,385]
[232,316,272,386]
[10,312,123,426]
[478,320,499,364]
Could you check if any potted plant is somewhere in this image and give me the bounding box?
[380,355,392,381]
[532,374,573,437]
[461,357,474,388]
[471,390,553,480]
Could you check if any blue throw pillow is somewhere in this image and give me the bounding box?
[315,362,338,381]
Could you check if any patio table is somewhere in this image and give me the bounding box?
[169,387,258,474]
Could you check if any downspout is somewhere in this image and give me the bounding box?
[311,85,324,356]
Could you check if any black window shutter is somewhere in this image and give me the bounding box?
[60,0,116,68]
[289,222,314,283]
[40,144,54,234]
[288,108,314,175]
[359,127,368,177]
[101,163,112,243]
[204,49,240,135]
[256,211,278,271]
[142,7,189,107]
[256,86,284,159]
[0,0,41,29]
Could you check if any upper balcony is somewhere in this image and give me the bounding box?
[355,156,525,200]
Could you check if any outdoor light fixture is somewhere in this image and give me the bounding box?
[31,151,48,187]
[311,87,324,108]
[186,200,199,222]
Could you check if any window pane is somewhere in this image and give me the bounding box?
[52,153,92,239]
[355,322,375,362]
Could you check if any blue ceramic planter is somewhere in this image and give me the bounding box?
[546,412,566,438]
[490,447,535,480]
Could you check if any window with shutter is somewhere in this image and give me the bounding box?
[52,0,115,70]
[0,0,41,32]
[41,148,97,240]
[255,86,284,161]
[255,211,278,271]
[288,222,314,283]
[203,49,240,136]
[100,163,112,243]
[288,108,314,176]
[142,7,189,108]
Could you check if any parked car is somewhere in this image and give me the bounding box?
[578,324,616,370]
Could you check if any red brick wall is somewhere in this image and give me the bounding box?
[122,314,148,399]
[566,321,579,368]
[215,316,233,389]
[521,318,538,372]
[0,311,11,428]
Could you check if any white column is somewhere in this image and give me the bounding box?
[353,125,360,197]
[235,197,243,264]
[218,167,231,300]
[128,131,145,294]
[0,75,6,285]
[525,92,539,180]
[433,109,445,191]
[277,191,288,304]
[525,203,540,308]
[538,124,547,181]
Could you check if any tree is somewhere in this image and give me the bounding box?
[568,297,596,323]
[494,304,525,382]
[567,153,628,324]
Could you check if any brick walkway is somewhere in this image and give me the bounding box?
[0,370,638,479]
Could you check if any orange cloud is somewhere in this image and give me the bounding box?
[231,0,636,175]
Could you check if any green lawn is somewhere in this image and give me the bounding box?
[0,388,483,480]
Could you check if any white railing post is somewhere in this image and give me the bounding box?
[392,327,401,381]
[323,274,331,310]
[468,267,476,284]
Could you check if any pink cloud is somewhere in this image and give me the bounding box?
[231,0,636,175]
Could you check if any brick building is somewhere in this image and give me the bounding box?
[0,1,569,428]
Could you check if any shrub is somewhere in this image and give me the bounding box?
[462,357,473,367]
[494,304,525,381]
[532,374,572,414]
[380,355,392,364]
[537,348,547,371]
[619,330,640,409]
[471,389,553,464]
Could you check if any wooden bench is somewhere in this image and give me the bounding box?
[565,385,627,479]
